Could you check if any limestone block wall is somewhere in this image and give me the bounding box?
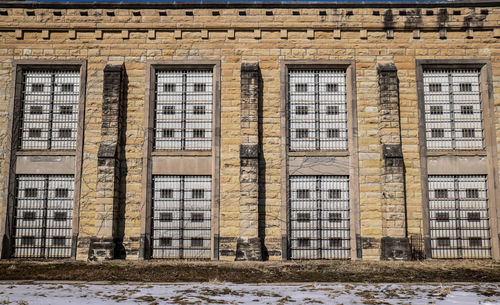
[0,2,498,260]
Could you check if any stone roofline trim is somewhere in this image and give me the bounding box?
[2,0,500,9]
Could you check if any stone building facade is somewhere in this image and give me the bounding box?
[0,0,499,261]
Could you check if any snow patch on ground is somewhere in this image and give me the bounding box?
[0,282,498,304]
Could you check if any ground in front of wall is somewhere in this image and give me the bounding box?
[0,282,499,305]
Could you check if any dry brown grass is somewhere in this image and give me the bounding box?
[0,259,498,283]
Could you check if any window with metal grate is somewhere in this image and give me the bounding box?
[151,175,211,259]
[154,70,213,151]
[428,175,491,259]
[289,176,350,259]
[20,70,80,150]
[423,70,483,150]
[13,175,74,258]
[288,70,347,151]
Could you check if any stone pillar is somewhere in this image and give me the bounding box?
[88,64,124,261]
[236,63,262,260]
[377,63,410,260]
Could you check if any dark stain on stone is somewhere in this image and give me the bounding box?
[404,8,422,29]
[384,9,395,29]
[437,8,448,27]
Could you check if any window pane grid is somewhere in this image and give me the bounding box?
[289,176,350,259]
[21,70,80,150]
[154,70,213,151]
[289,70,348,151]
[423,70,483,150]
[152,175,211,259]
[428,175,491,259]
[13,175,74,258]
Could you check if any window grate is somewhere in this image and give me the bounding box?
[288,70,348,151]
[154,70,213,151]
[151,176,211,259]
[289,176,350,259]
[428,175,491,259]
[423,70,483,150]
[20,70,80,150]
[12,175,74,258]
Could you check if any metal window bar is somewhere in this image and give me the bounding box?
[289,70,348,151]
[423,70,483,150]
[20,70,80,150]
[12,175,74,258]
[154,70,213,151]
[289,176,350,259]
[151,175,211,259]
[428,175,491,259]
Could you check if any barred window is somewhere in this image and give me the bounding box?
[423,70,483,150]
[154,70,212,150]
[152,176,211,259]
[289,70,347,151]
[13,175,74,258]
[428,175,491,259]
[289,176,350,259]
[20,70,80,150]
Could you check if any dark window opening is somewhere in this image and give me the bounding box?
[330,238,342,248]
[326,83,338,92]
[191,238,204,247]
[326,105,339,115]
[159,212,173,222]
[26,11,35,16]
[319,11,327,16]
[60,105,73,115]
[467,212,481,222]
[295,83,308,92]
[346,11,353,16]
[297,213,311,222]
[465,188,479,198]
[80,11,88,16]
[459,83,472,92]
[23,211,36,221]
[399,10,407,16]
[430,105,443,115]
[295,106,308,115]
[437,237,451,247]
[163,105,175,115]
[296,189,310,199]
[194,83,206,92]
[58,129,72,138]
[31,83,44,92]
[159,237,172,247]
[292,11,300,16]
[431,128,444,138]
[133,11,141,16]
[29,129,42,138]
[436,212,449,222]
[185,11,193,16]
[21,236,35,246]
[159,11,167,16]
[328,189,341,199]
[212,11,220,16]
[372,11,380,16]
[193,105,206,115]
[327,129,340,138]
[426,10,434,16]
[469,237,482,247]
[435,189,448,199]
[266,11,273,16]
[61,83,74,92]
[461,105,474,115]
[54,188,69,198]
[160,189,173,199]
[30,106,43,115]
[106,11,115,17]
[298,238,311,247]
[296,129,309,139]
[163,129,174,138]
[329,212,342,223]
[193,129,205,138]
[192,189,204,199]
[191,213,204,222]
[429,83,442,92]
[453,10,461,16]
[54,212,67,222]
[462,128,475,138]
[164,83,176,92]
[25,188,38,198]
[239,11,246,16]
